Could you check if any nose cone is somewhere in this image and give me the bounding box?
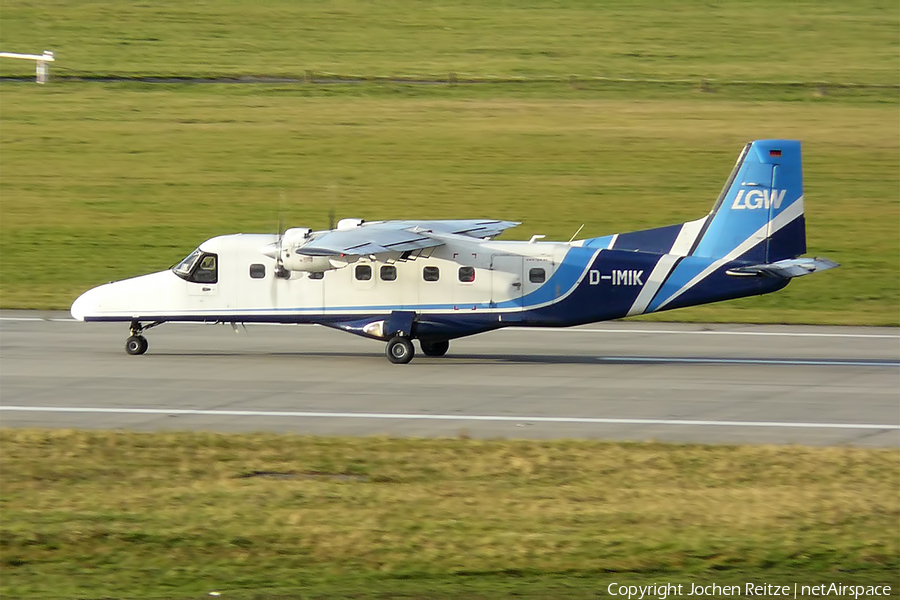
[71,285,107,321]
[70,271,188,321]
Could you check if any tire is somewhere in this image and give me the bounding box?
[385,336,415,364]
[125,335,148,355]
[420,340,450,357]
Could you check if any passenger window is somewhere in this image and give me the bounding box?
[423,266,440,282]
[249,264,266,279]
[355,264,372,281]
[190,253,218,284]
[529,268,546,284]
[458,266,475,283]
[380,265,397,281]
[309,271,324,280]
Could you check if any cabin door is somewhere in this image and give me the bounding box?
[490,255,523,306]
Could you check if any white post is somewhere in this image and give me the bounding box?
[36,50,53,83]
[0,50,55,84]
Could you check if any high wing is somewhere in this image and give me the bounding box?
[297,219,519,257]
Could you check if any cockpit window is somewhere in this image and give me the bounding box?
[173,249,202,278]
[192,254,217,283]
[173,249,218,284]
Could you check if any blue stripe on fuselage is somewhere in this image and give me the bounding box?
[493,247,597,309]
[645,256,713,313]
[524,250,664,326]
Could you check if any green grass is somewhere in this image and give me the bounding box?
[1,0,897,83]
[1,430,898,599]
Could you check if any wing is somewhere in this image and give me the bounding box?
[297,219,519,257]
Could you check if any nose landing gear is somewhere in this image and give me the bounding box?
[125,335,148,355]
[124,320,163,355]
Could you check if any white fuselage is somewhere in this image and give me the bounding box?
[71,233,574,321]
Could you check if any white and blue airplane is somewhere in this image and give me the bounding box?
[72,139,837,363]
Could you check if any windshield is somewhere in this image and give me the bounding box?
[173,248,202,278]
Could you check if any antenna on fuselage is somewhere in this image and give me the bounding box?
[568,224,585,243]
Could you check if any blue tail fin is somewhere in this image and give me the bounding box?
[691,139,806,262]
[608,140,828,317]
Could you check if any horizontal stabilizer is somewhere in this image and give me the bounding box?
[726,257,839,279]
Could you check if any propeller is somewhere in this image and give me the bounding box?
[274,217,288,278]
[270,217,288,309]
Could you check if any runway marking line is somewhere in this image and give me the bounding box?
[1,316,897,339]
[510,327,900,339]
[600,357,898,367]
[2,406,898,431]
[0,317,77,322]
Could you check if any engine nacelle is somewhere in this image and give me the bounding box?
[337,218,365,230]
[278,228,331,272]
[262,226,361,273]
[282,227,312,247]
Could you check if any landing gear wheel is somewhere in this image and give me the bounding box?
[420,340,450,357]
[386,336,415,364]
[125,335,148,355]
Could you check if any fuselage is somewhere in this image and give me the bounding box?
[71,232,787,342]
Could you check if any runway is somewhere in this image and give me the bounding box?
[1,310,898,447]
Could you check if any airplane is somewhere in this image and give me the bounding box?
[71,139,837,363]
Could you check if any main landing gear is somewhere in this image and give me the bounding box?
[384,337,451,364]
[385,336,414,364]
[124,320,162,356]
[420,340,450,357]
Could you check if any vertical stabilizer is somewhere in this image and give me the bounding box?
[691,140,806,262]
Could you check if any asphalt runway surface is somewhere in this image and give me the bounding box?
[1,310,898,447]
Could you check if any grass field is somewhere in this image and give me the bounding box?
[1,0,897,83]
[1,430,898,599]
